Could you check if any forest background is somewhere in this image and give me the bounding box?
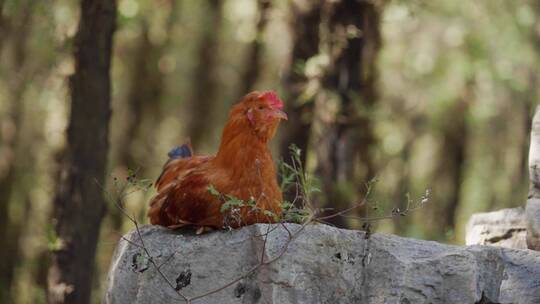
[0,0,538,303]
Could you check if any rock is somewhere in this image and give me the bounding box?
[528,106,540,199]
[526,198,540,251]
[528,106,540,251]
[465,207,527,249]
[104,224,540,304]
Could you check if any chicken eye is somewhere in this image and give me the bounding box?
[258,106,264,110]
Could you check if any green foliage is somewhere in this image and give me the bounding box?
[207,184,256,214]
[278,144,321,202]
[207,184,220,196]
[219,195,252,213]
[207,184,277,225]
[277,144,322,223]
[280,200,310,224]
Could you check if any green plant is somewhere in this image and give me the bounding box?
[207,184,279,227]
[277,144,320,223]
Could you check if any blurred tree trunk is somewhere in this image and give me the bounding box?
[116,23,159,170]
[313,0,382,228]
[111,4,177,230]
[391,114,425,235]
[279,0,323,203]
[0,1,34,301]
[117,4,177,169]
[532,1,540,51]
[47,1,116,303]
[0,101,23,304]
[436,105,467,239]
[187,0,223,149]
[510,78,536,204]
[392,141,413,234]
[0,97,23,304]
[429,85,471,240]
[237,0,271,95]
[0,0,6,52]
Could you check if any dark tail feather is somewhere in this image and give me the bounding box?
[167,142,193,160]
[155,142,194,186]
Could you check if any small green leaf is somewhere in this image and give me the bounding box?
[220,202,231,213]
[208,185,220,196]
[281,201,293,209]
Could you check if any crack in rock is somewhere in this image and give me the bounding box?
[485,228,526,244]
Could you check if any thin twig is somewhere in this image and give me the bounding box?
[120,236,144,249]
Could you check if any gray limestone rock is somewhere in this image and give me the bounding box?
[465,207,527,249]
[104,224,540,304]
[528,106,540,251]
[526,198,540,251]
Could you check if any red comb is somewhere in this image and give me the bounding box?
[258,91,283,110]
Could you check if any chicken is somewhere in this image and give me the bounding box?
[148,91,287,229]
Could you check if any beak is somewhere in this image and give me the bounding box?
[270,109,288,120]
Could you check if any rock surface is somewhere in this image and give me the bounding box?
[528,106,540,199]
[105,224,540,304]
[526,198,540,251]
[528,106,540,251]
[465,207,527,249]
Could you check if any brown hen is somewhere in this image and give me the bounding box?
[148,91,287,230]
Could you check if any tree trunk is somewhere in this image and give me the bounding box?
[437,105,467,238]
[237,0,271,95]
[391,141,412,234]
[279,0,323,203]
[111,5,177,230]
[47,1,116,303]
[117,23,158,170]
[117,7,177,170]
[187,0,223,149]
[428,86,471,240]
[510,76,536,204]
[313,0,382,228]
[0,96,23,304]
[0,1,34,301]
[387,108,426,235]
[0,0,6,52]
